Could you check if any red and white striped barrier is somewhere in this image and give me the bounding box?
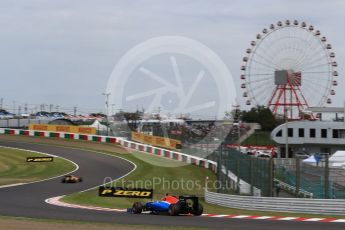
[201,214,345,222]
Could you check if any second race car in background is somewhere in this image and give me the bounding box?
[61,175,83,183]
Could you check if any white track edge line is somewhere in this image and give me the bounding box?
[0,145,79,188]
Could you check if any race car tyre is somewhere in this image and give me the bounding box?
[192,203,203,216]
[61,178,66,183]
[79,178,83,182]
[132,202,143,214]
[168,203,180,216]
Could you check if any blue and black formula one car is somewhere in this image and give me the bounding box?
[128,194,203,216]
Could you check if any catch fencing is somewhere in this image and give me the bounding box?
[275,158,345,199]
[208,146,273,196]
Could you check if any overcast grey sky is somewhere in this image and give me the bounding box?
[0,0,344,117]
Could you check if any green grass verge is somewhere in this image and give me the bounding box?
[242,131,276,146]
[0,147,76,186]
[0,215,204,230]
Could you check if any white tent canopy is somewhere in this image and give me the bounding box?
[303,155,317,165]
[83,119,107,131]
[329,151,345,168]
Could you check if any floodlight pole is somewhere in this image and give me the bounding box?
[285,108,289,158]
[102,92,111,136]
[343,101,345,124]
[238,122,241,151]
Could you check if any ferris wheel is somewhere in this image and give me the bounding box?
[240,20,338,119]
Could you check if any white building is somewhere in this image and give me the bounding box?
[271,107,345,158]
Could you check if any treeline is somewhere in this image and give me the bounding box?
[240,106,284,131]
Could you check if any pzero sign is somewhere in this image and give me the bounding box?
[99,186,153,198]
[26,157,54,162]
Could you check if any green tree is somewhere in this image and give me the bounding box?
[123,111,143,130]
[241,106,282,131]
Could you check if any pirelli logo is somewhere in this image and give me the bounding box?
[99,186,153,198]
[26,157,54,162]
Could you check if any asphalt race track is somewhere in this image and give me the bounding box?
[0,139,344,229]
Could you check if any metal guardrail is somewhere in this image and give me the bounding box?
[205,189,345,215]
[274,179,314,198]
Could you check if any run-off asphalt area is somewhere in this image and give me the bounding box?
[0,140,344,230]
